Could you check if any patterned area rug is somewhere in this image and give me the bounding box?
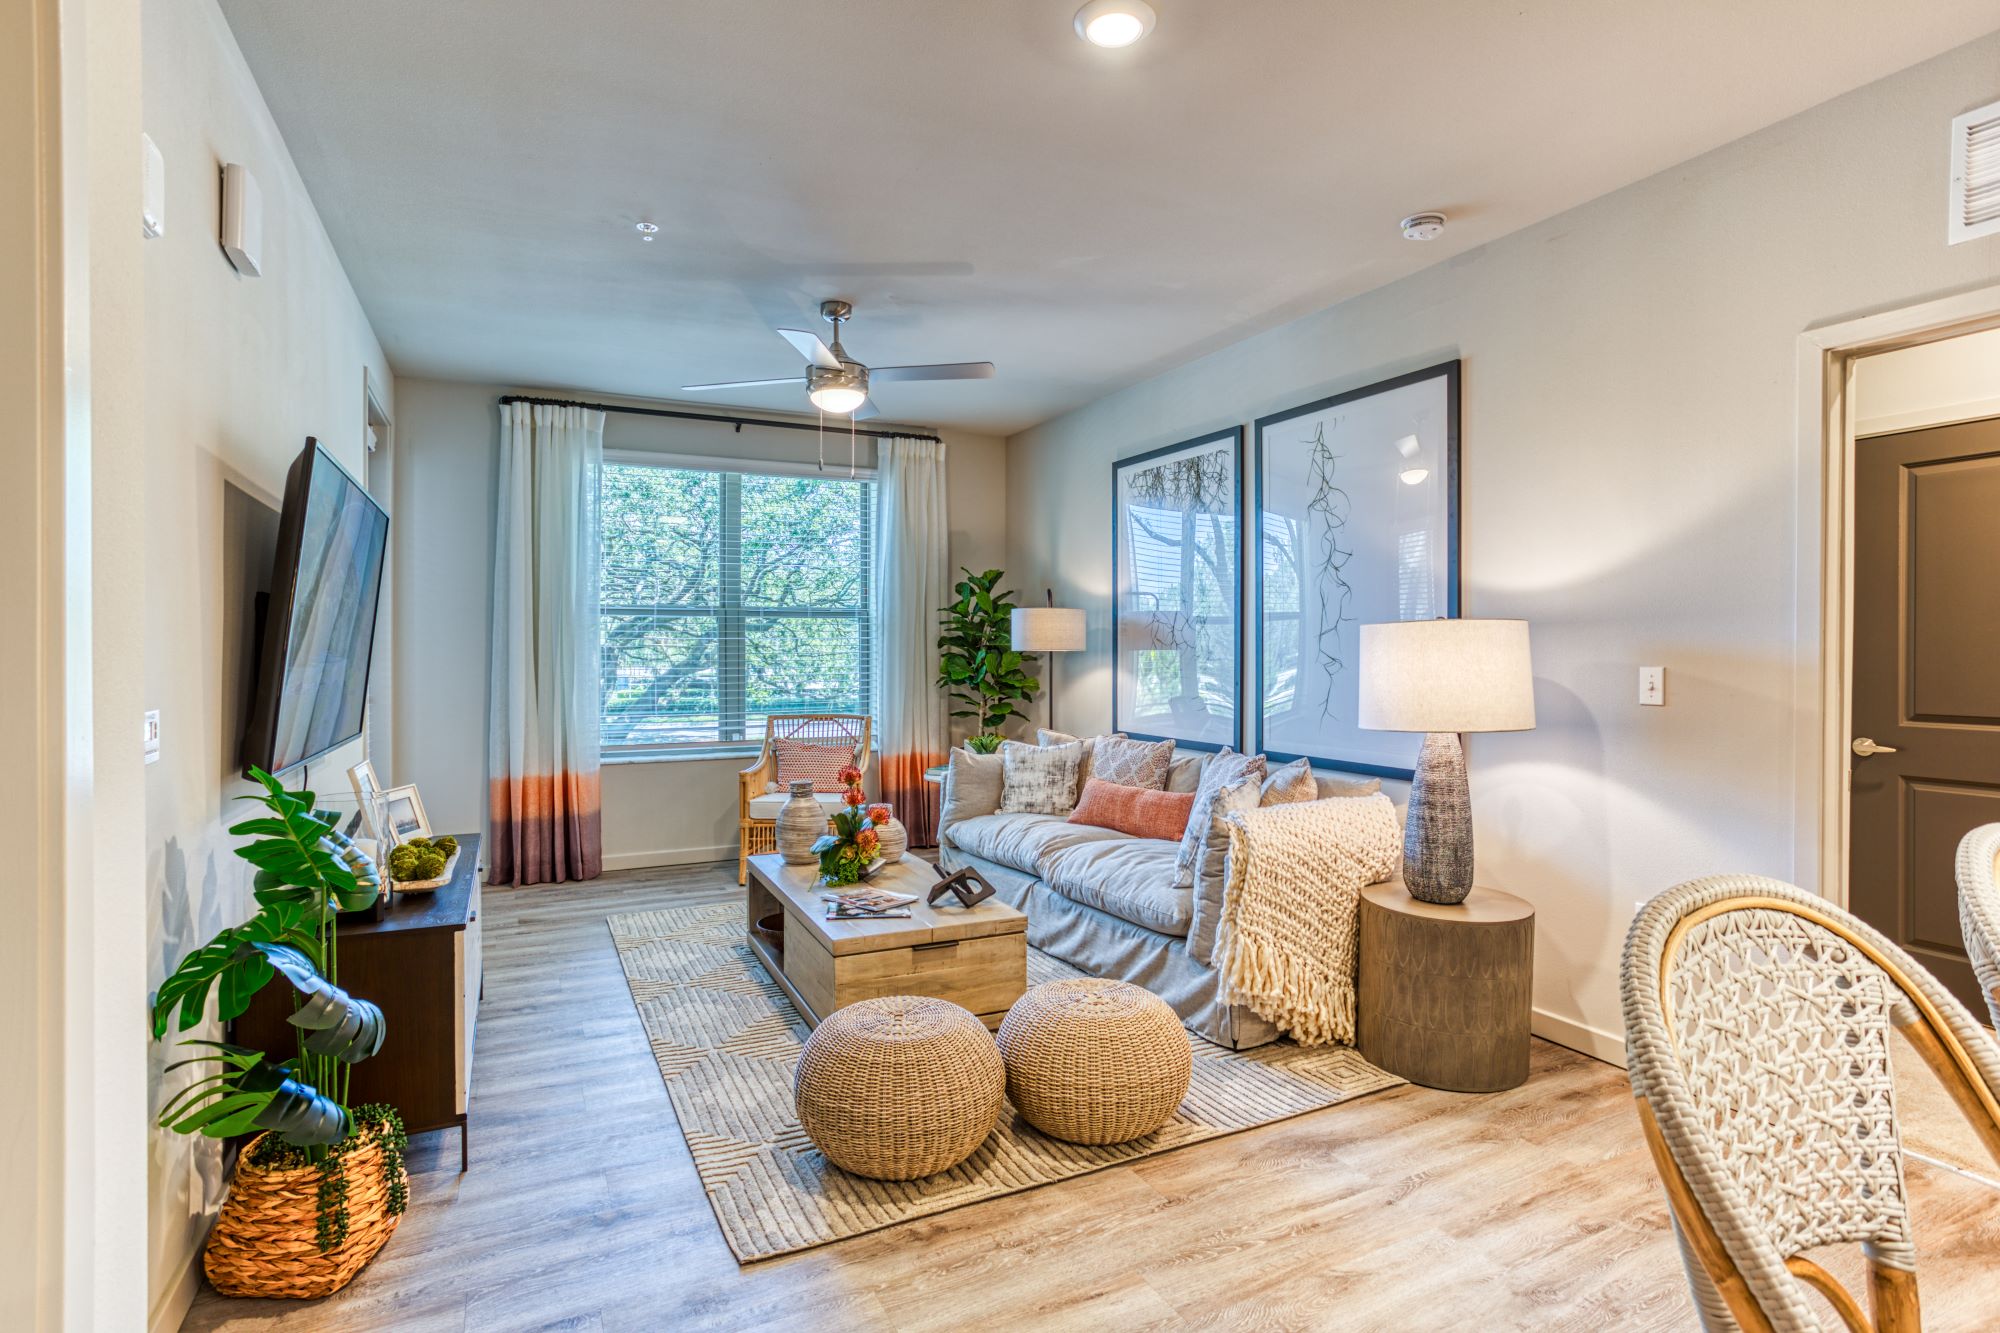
[609,903,1405,1262]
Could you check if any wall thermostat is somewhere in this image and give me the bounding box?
[221,161,263,276]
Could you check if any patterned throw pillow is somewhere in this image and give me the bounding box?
[1088,736,1176,790]
[1186,774,1266,961]
[1174,749,1266,885]
[1038,728,1128,794]
[1000,739,1083,815]
[1260,757,1318,806]
[773,739,855,791]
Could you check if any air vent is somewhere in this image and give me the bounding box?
[1950,98,2000,244]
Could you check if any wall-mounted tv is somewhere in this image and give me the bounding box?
[241,438,390,775]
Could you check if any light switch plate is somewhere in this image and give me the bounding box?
[144,710,161,763]
[1639,666,1665,707]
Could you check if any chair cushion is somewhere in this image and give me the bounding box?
[1000,739,1082,815]
[773,739,856,790]
[1068,778,1195,841]
[946,813,1126,876]
[745,791,850,820]
[1039,837,1193,937]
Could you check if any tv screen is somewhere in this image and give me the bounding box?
[241,439,390,775]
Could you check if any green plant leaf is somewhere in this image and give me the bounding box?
[156,1043,349,1147]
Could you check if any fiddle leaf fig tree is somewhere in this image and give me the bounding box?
[937,567,1039,751]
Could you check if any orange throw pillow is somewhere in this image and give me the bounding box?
[1067,777,1197,841]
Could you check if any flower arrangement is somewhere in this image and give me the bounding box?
[812,765,892,885]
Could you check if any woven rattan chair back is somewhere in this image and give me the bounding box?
[735,713,872,884]
[764,713,871,785]
[1622,875,2000,1332]
[1957,824,2000,1034]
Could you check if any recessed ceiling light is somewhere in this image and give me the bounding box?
[636,221,660,242]
[1074,0,1156,48]
[1400,212,1446,241]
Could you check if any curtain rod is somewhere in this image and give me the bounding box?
[496,394,942,444]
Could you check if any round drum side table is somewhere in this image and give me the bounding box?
[1355,881,1535,1092]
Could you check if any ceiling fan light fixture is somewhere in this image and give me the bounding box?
[807,363,869,416]
[1075,0,1155,48]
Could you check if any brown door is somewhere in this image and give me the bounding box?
[1850,416,2000,1016]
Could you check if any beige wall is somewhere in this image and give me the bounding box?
[1854,325,2000,434]
[141,1,393,1326]
[1005,34,2000,1064]
[390,377,1008,868]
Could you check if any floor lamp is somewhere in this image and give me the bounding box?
[1010,593,1086,735]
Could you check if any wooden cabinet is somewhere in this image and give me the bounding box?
[235,832,483,1169]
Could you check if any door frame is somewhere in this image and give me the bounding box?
[1794,281,2000,910]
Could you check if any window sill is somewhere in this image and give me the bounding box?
[603,747,762,767]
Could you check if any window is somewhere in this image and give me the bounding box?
[599,460,873,752]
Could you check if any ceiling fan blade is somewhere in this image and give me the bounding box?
[851,398,881,422]
[776,328,841,370]
[679,377,807,392]
[868,362,996,383]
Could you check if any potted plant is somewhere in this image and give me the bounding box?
[151,767,409,1299]
[937,567,1040,752]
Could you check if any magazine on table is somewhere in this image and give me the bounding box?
[820,886,919,919]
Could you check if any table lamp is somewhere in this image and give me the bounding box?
[1358,619,1535,904]
[1010,592,1086,733]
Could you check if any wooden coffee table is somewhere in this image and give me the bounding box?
[745,853,1027,1030]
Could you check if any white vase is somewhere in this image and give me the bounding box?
[776,781,825,864]
[877,815,908,864]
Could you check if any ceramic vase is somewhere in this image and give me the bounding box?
[876,815,908,864]
[776,781,825,864]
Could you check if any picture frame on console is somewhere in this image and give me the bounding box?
[1110,426,1244,753]
[378,783,433,844]
[1253,361,1460,779]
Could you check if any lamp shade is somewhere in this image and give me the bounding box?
[1011,607,1086,653]
[1357,619,1535,733]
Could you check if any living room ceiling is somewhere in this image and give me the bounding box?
[219,1,2000,437]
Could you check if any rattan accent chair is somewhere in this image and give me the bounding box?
[1622,874,2000,1332]
[1956,823,2000,1034]
[736,713,871,884]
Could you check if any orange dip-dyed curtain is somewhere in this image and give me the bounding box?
[872,437,950,845]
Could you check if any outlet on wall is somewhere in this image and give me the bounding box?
[1639,666,1665,707]
[144,709,162,763]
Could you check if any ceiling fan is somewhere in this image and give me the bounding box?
[681,300,995,419]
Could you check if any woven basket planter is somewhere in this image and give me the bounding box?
[203,1131,405,1300]
[998,978,1192,1145]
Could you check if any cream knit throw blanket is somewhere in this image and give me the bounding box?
[1214,794,1402,1046]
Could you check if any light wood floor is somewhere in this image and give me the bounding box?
[181,865,2000,1332]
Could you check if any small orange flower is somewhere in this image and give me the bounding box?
[843,788,865,807]
[855,827,879,852]
[867,804,892,825]
[836,764,863,786]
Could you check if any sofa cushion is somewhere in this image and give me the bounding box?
[940,747,1004,826]
[1000,739,1082,815]
[1068,778,1196,841]
[1165,753,1205,793]
[1260,757,1318,806]
[1087,735,1176,789]
[1039,837,1193,937]
[945,812,1126,876]
[1186,774,1265,965]
[1174,749,1266,885]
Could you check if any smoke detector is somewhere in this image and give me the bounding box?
[1400,212,1447,241]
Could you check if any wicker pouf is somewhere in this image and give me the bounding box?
[998,978,1192,1145]
[794,995,1005,1181]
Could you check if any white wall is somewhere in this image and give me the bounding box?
[1854,324,2000,434]
[391,377,1008,869]
[142,1,393,1326]
[1005,34,2000,1064]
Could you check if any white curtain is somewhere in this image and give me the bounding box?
[873,436,951,845]
[487,401,605,885]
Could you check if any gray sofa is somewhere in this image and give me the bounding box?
[937,747,1378,1050]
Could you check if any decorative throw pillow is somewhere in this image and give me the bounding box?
[1260,757,1317,806]
[940,746,1005,827]
[1185,774,1265,963]
[1067,777,1196,841]
[773,739,854,791]
[1087,735,1176,790]
[1000,739,1083,815]
[1038,728,1127,795]
[1164,753,1205,793]
[1174,749,1266,885]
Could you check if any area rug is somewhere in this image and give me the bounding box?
[608,902,1405,1262]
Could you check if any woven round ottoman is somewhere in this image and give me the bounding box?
[793,995,1005,1181]
[997,978,1192,1145]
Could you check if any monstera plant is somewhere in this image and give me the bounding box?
[152,768,408,1285]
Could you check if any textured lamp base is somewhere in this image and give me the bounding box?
[1404,731,1473,904]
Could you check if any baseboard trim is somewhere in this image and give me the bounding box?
[1532,1007,1626,1068]
[602,844,738,873]
[151,1238,204,1333]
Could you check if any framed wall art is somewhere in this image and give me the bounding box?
[1254,361,1460,778]
[1111,426,1243,752]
